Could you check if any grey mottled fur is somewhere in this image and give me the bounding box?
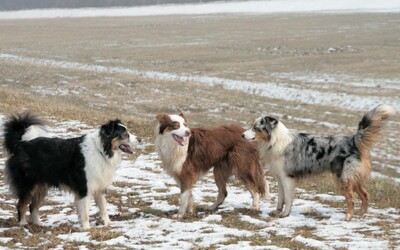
[242,105,395,220]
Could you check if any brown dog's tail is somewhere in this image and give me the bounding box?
[354,105,395,159]
[255,163,269,200]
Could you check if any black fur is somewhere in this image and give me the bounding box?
[100,119,129,157]
[3,111,46,154]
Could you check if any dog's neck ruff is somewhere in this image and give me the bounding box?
[84,130,122,164]
[155,129,188,177]
[81,130,122,193]
[258,121,292,165]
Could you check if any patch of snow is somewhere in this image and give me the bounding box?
[1,53,399,111]
[293,235,333,250]
[58,232,91,242]
[1,0,400,20]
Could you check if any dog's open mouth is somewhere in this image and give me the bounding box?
[119,144,133,154]
[172,134,187,146]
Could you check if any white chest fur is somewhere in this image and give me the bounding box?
[81,131,122,194]
[155,133,188,178]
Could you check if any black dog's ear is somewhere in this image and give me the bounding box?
[100,121,113,138]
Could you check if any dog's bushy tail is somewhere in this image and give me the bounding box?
[255,164,269,200]
[3,111,46,154]
[354,105,395,158]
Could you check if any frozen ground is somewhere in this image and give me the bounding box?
[0,115,399,249]
[1,0,400,20]
[0,4,399,248]
[1,53,399,112]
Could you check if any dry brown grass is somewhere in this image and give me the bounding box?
[297,173,400,209]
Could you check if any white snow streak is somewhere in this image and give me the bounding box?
[1,0,400,20]
[1,53,398,112]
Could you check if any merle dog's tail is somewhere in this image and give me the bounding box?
[3,111,47,154]
[354,105,395,159]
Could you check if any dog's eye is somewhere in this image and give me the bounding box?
[173,122,180,130]
[253,127,261,132]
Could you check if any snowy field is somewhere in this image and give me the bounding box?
[0,0,399,248]
[1,53,399,112]
[0,116,399,249]
[1,0,400,19]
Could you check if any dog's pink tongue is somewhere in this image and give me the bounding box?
[172,134,187,146]
[119,144,133,154]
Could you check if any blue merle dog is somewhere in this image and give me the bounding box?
[242,105,395,220]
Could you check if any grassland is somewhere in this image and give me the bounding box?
[0,12,399,249]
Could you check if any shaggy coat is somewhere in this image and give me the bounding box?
[3,111,140,229]
[242,105,395,220]
[155,113,267,218]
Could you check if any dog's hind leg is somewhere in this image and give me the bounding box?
[29,185,48,226]
[207,162,231,211]
[94,191,111,226]
[17,192,32,225]
[357,183,369,217]
[342,180,355,221]
[279,176,296,217]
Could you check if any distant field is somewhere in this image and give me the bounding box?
[0,12,399,249]
[1,13,399,181]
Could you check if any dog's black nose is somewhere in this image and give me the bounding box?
[137,137,142,143]
[241,134,245,138]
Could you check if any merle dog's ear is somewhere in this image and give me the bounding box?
[263,116,278,129]
[269,117,278,129]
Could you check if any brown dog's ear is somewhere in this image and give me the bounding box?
[178,112,187,124]
[156,114,167,122]
[156,114,171,134]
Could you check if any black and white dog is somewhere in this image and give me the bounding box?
[242,105,394,220]
[3,111,141,229]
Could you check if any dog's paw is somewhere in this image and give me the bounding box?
[269,209,282,217]
[205,205,218,212]
[19,221,28,226]
[251,204,260,211]
[103,219,112,227]
[344,213,353,221]
[33,221,42,226]
[81,222,91,230]
[172,213,184,219]
[279,212,290,218]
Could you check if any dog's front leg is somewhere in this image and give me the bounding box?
[270,177,284,216]
[173,189,192,219]
[76,196,91,230]
[279,176,296,217]
[94,192,111,226]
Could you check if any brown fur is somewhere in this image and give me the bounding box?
[181,125,266,198]
[155,114,268,218]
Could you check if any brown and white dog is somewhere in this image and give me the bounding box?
[155,113,268,218]
[242,105,395,220]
